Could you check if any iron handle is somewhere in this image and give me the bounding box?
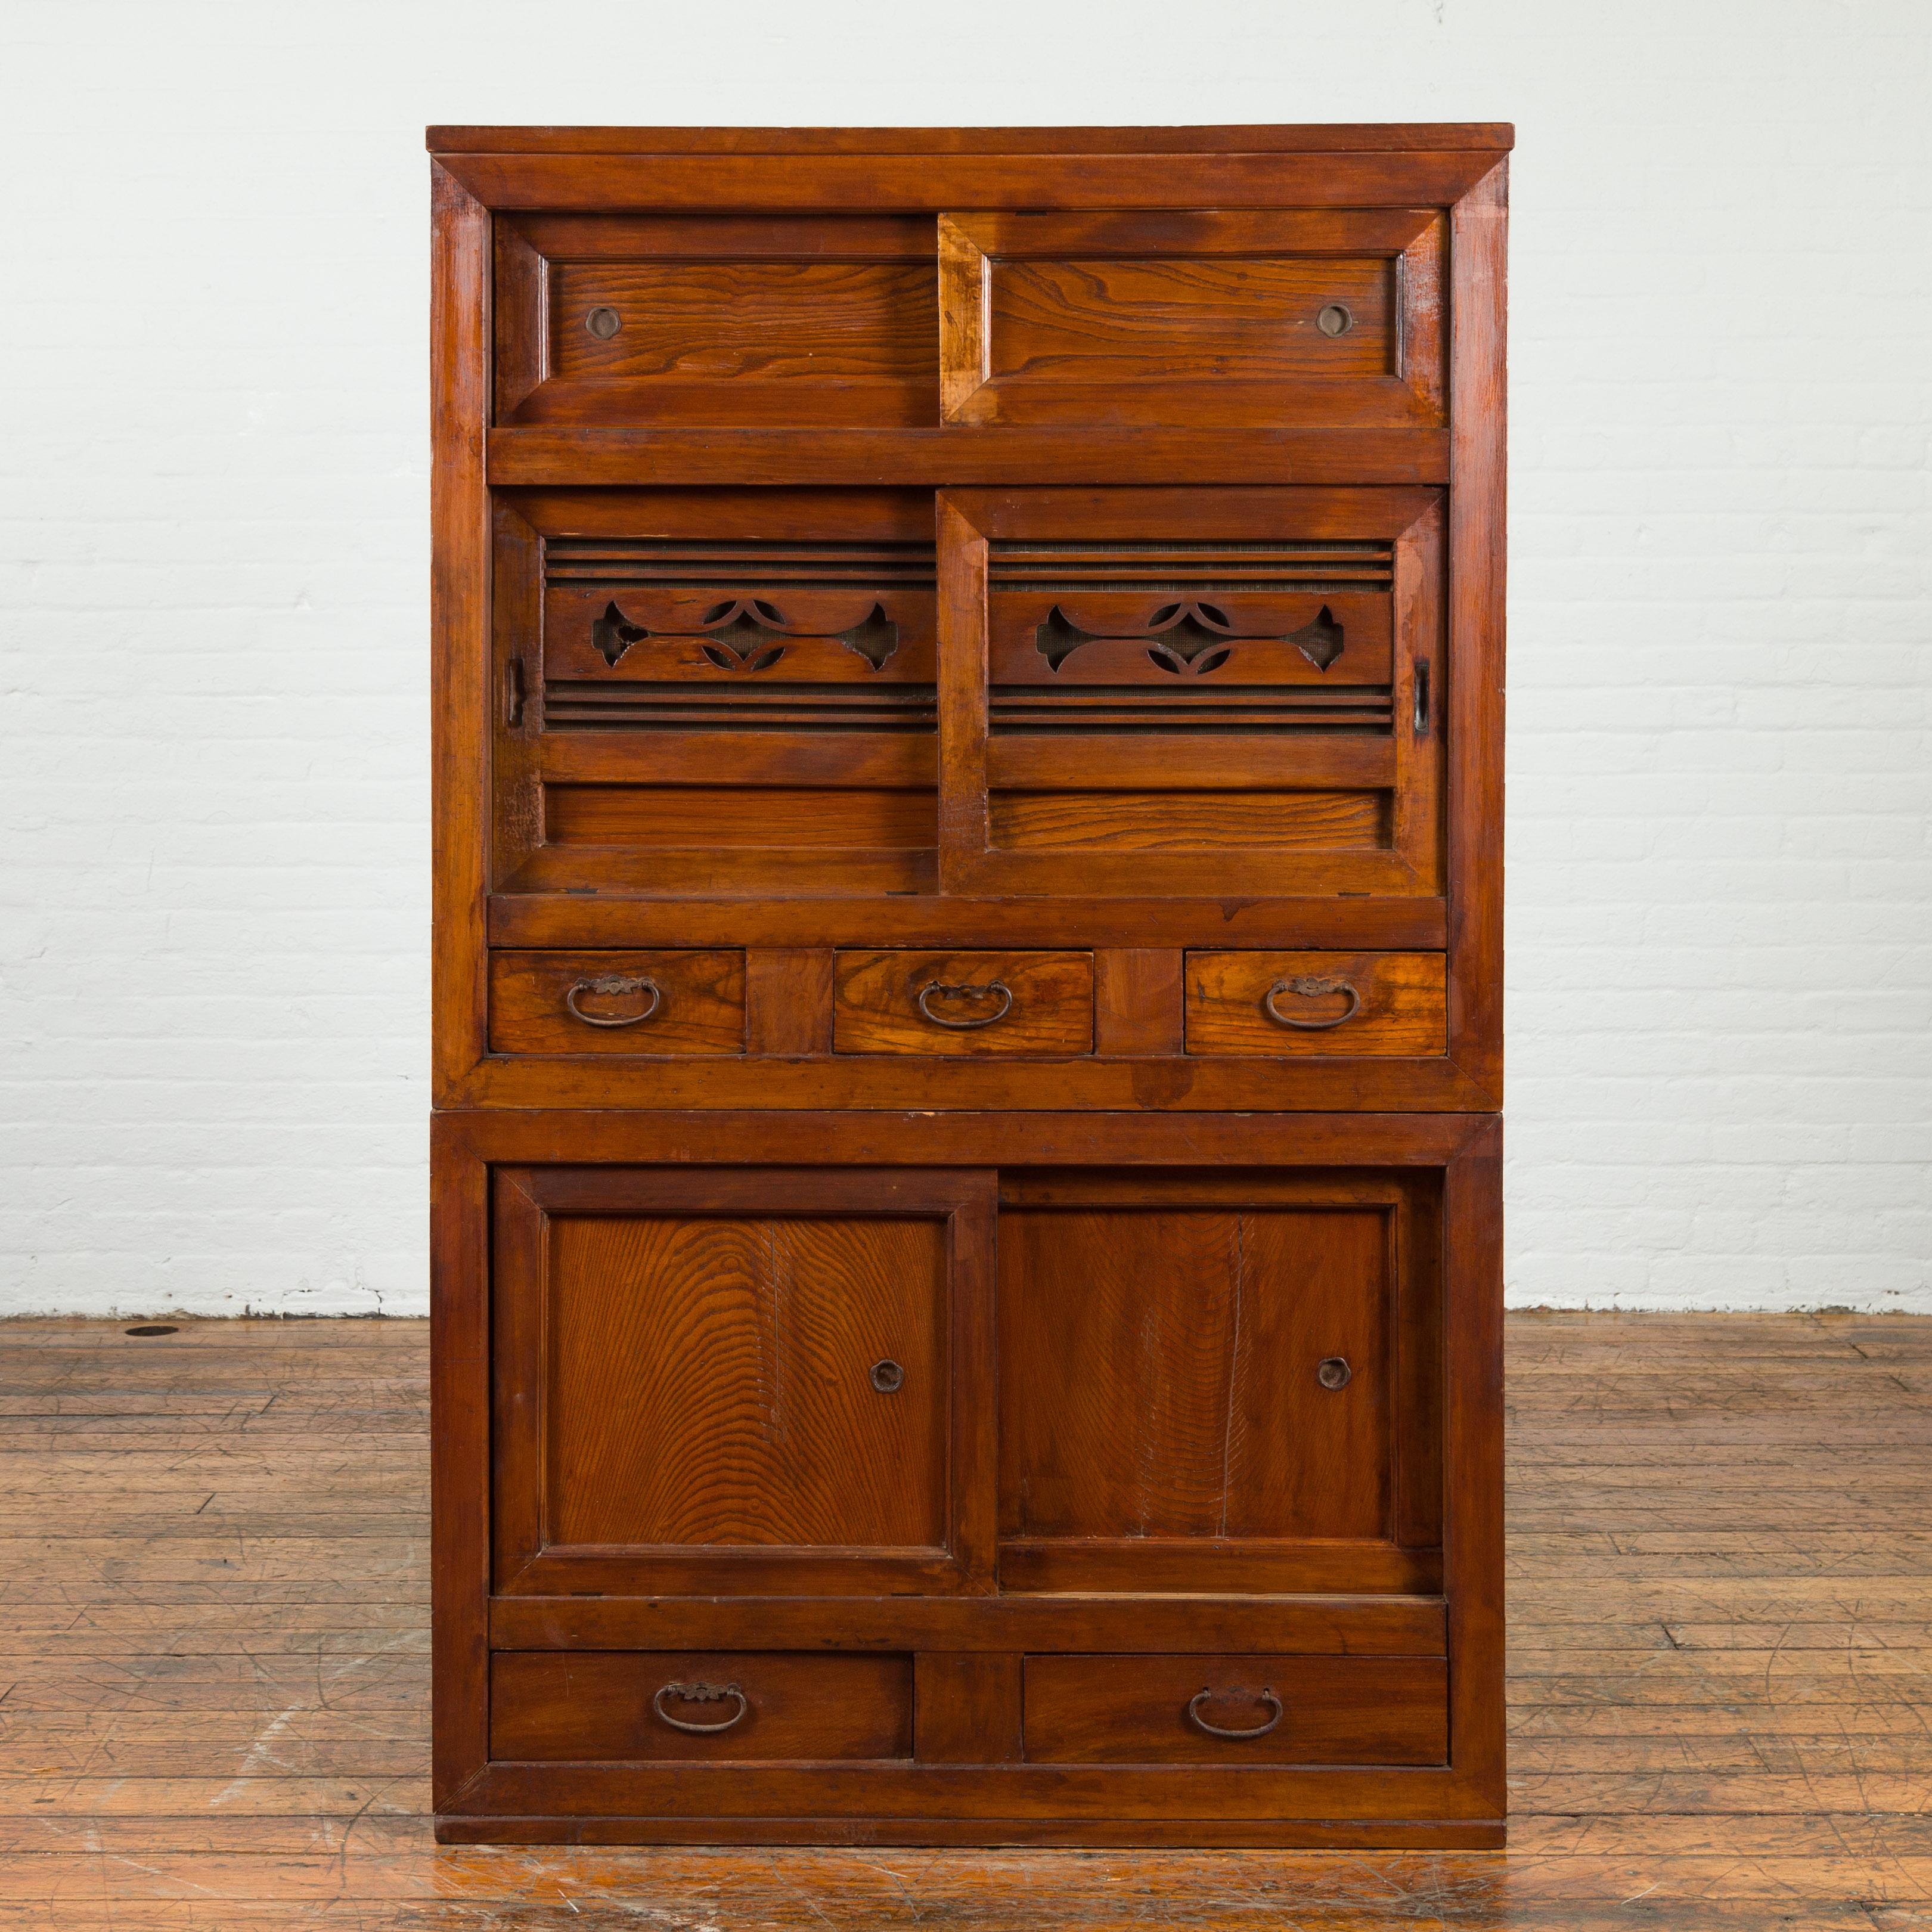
[916,979,1013,1029]
[1263,975,1361,1031]
[1187,1686,1283,1740]
[565,974,663,1028]
[652,1680,747,1735]
[1317,1356,1353,1391]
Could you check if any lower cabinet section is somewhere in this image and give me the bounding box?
[431,1110,1504,1844]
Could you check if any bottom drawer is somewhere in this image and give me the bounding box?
[1023,1654,1448,1766]
[490,1652,913,1762]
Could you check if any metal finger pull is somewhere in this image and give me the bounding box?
[652,1680,748,1734]
[1317,1356,1353,1391]
[870,1359,905,1394]
[1187,1686,1283,1740]
[916,979,1013,1029]
[1263,975,1361,1031]
[565,973,663,1028]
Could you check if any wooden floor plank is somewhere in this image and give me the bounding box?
[0,1310,1927,1927]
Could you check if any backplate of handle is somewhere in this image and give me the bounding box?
[1263,975,1361,1031]
[916,979,1013,1029]
[1187,1686,1283,1739]
[652,1680,747,1734]
[565,974,663,1028]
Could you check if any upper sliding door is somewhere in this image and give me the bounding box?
[937,488,1444,900]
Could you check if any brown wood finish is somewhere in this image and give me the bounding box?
[20,1308,1930,1908]
[939,210,1443,429]
[488,948,746,1055]
[489,1165,997,1600]
[833,949,1093,1056]
[490,1652,914,1762]
[1185,950,1448,1056]
[1021,1654,1449,1766]
[430,125,1508,1847]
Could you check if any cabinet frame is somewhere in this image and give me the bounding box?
[429,123,1509,1849]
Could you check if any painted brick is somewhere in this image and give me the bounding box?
[0,0,1926,1314]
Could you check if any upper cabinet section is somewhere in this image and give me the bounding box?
[492,207,1443,433]
[939,212,1443,430]
[497,216,941,428]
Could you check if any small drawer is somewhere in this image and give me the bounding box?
[490,1651,913,1763]
[1185,951,1446,1056]
[489,950,745,1055]
[834,950,1093,1056]
[1022,1654,1447,1766]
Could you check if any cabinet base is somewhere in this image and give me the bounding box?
[433,1813,1507,1849]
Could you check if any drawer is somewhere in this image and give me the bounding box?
[490,1651,913,1762]
[834,950,1093,1056]
[488,950,745,1055]
[1186,951,1446,1056]
[1022,1654,1447,1766]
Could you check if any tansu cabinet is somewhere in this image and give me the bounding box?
[429,124,1508,1847]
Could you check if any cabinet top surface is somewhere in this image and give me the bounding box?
[426,123,1515,156]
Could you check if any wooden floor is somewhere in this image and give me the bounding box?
[1,1313,1927,1928]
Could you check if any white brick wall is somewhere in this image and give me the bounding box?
[1,0,1925,1314]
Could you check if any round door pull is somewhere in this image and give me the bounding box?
[870,1359,905,1394]
[565,973,663,1028]
[1316,303,1354,336]
[1187,1686,1283,1740]
[1317,1357,1353,1391]
[585,305,624,340]
[1264,975,1361,1031]
[652,1680,747,1734]
[916,979,1013,1029]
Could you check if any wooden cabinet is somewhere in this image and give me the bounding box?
[430,124,1508,1848]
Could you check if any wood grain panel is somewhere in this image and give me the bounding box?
[990,789,1389,852]
[1092,949,1183,1056]
[833,951,1093,1056]
[489,950,745,1056]
[988,255,1393,385]
[1185,951,1447,1056]
[543,785,935,850]
[914,1654,1024,1764]
[544,1212,947,1549]
[492,1652,913,1762]
[941,211,1443,429]
[999,1205,1394,1551]
[497,216,941,428]
[1022,1655,1447,1766]
[551,262,934,383]
[745,949,835,1056]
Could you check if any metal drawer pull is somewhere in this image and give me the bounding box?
[1187,1687,1283,1740]
[1264,975,1360,1030]
[916,979,1013,1029]
[565,974,663,1027]
[652,1680,747,1733]
[1317,1356,1353,1391]
[870,1359,904,1393]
